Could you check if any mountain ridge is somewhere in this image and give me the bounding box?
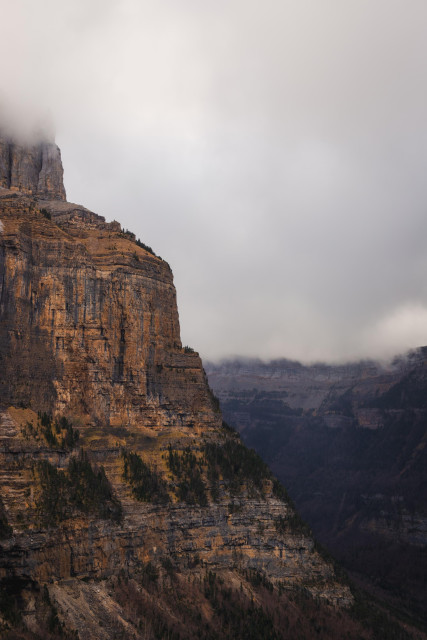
[206,351,427,627]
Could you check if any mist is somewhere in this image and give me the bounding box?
[2,0,427,363]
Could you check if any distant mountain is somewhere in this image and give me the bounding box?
[206,350,427,627]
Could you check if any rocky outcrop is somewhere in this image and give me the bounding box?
[0,132,66,200]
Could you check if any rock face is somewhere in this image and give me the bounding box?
[0,139,381,640]
[206,354,427,627]
[0,132,66,200]
[205,356,414,412]
[0,190,216,430]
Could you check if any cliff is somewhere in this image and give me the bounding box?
[206,354,427,627]
[0,189,216,431]
[204,356,413,412]
[0,137,415,640]
[0,132,66,201]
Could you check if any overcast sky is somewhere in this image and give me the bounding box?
[2,0,427,363]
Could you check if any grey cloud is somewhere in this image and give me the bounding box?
[2,0,427,362]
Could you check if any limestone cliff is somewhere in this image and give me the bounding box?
[0,189,218,432]
[0,132,66,201]
[0,138,413,640]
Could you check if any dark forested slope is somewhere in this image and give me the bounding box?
[206,352,427,626]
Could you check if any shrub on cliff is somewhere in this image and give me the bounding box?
[0,496,12,539]
[275,513,311,537]
[33,452,122,526]
[133,235,156,256]
[68,451,122,521]
[58,416,80,449]
[166,446,208,506]
[203,440,270,495]
[30,412,80,450]
[40,207,51,220]
[122,450,169,504]
[38,411,58,447]
[203,435,294,504]
[33,461,68,525]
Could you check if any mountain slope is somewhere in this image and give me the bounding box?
[206,355,427,627]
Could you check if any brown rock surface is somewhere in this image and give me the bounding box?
[0,189,216,430]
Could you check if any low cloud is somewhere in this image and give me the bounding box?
[361,304,427,362]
